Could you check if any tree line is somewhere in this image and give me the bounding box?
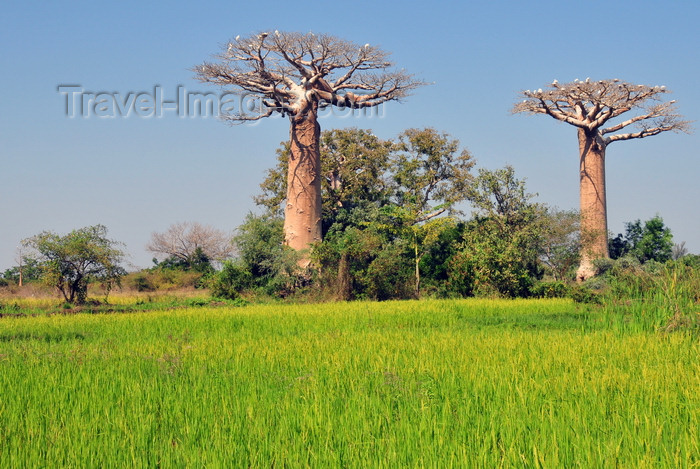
[4,126,691,305]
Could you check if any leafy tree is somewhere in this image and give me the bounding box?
[210,261,253,300]
[231,213,304,296]
[313,206,413,301]
[24,225,126,304]
[450,166,544,297]
[514,79,690,280]
[153,247,215,274]
[2,256,42,285]
[389,128,475,295]
[390,128,475,222]
[609,216,673,263]
[634,216,673,263]
[195,31,424,260]
[539,208,580,281]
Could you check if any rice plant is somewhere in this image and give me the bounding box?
[0,299,697,467]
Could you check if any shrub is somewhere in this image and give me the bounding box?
[530,281,570,298]
[568,285,602,304]
[128,273,156,292]
[210,262,252,300]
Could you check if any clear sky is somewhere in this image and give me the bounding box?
[1,0,698,270]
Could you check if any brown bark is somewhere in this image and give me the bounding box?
[576,128,609,281]
[284,106,322,263]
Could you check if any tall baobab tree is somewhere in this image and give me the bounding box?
[195,31,424,262]
[513,79,690,280]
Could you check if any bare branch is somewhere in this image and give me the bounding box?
[513,79,691,140]
[194,31,426,121]
[147,222,233,263]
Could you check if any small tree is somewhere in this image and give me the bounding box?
[24,225,126,304]
[231,213,304,296]
[514,79,690,280]
[452,166,545,297]
[147,222,233,269]
[195,31,424,262]
[610,216,673,264]
[539,208,580,281]
[389,128,475,296]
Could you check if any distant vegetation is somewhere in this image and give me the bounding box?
[1,127,698,333]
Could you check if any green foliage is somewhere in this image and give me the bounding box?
[313,207,413,301]
[128,273,156,292]
[2,257,43,285]
[256,128,393,232]
[578,254,700,332]
[390,128,474,221]
[530,281,570,298]
[153,247,215,274]
[568,285,602,304]
[230,213,305,297]
[539,208,580,281]
[609,216,673,263]
[123,270,205,292]
[634,216,673,263]
[388,128,475,296]
[23,225,126,305]
[449,166,545,297]
[210,262,252,300]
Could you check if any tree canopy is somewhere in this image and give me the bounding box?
[194,31,425,121]
[513,79,690,141]
[23,225,126,304]
[147,222,233,269]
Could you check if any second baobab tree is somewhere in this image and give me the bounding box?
[514,78,690,280]
[195,31,424,263]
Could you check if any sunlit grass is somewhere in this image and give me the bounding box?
[0,299,697,467]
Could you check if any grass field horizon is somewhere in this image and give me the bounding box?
[0,298,697,467]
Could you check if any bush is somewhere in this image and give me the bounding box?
[128,273,156,292]
[530,281,570,298]
[568,285,602,304]
[210,262,253,300]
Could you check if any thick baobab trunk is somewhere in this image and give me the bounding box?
[576,128,609,281]
[284,108,322,263]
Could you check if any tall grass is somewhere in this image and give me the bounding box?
[0,299,697,467]
[601,261,700,333]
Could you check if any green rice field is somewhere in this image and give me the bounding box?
[0,299,697,467]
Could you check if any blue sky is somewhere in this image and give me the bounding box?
[1,0,698,270]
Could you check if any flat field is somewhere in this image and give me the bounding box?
[0,299,697,467]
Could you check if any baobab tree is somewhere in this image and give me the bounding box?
[194,31,424,262]
[513,78,690,280]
